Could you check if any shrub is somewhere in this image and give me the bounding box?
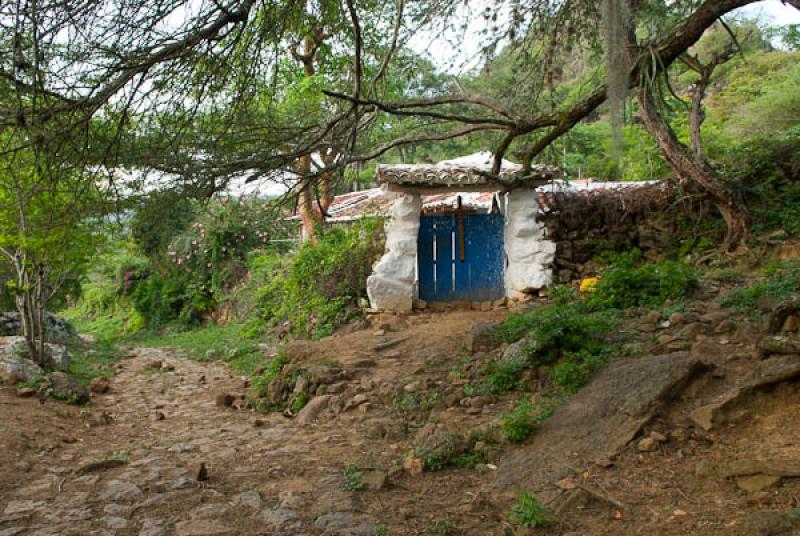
[344,463,365,492]
[509,492,552,528]
[587,250,698,310]
[414,432,488,471]
[495,300,615,366]
[501,400,554,443]
[130,192,196,263]
[256,217,384,338]
[482,358,528,395]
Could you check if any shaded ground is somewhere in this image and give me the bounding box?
[1,304,800,535]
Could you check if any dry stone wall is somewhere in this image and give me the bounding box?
[538,185,696,283]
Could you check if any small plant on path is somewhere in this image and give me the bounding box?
[509,491,553,528]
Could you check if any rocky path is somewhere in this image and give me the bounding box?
[0,347,396,536]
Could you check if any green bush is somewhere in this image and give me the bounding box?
[256,218,384,338]
[509,492,552,528]
[344,463,365,492]
[130,192,196,263]
[481,358,528,395]
[500,400,554,443]
[587,250,698,310]
[496,300,615,366]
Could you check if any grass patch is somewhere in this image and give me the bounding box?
[718,260,800,319]
[67,339,122,385]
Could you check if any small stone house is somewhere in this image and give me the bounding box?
[364,153,560,312]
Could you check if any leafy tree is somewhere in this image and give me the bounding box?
[0,133,106,365]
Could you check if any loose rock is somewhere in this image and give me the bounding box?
[45,372,90,404]
[89,376,111,394]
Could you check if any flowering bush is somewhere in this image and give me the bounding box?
[126,197,295,327]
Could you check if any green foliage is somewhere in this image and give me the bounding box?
[250,353,290,392]
[414,432,488,472]
[130,192,196,263]
[550,350,609,394]
[587,250,698,310]
[509,492,553,528]
[255,218,384,338]
[425,519,456,535]
[500,400,554,443]
[344,463,365,492]
[481,358,528,395]
[718,261,800,319]
[67,340,122,386]
[736,127,800,238]
[496,300,615,365]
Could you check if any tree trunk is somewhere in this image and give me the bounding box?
[637,84,749,252]
[688,78,708,164]
[36,264,46,365]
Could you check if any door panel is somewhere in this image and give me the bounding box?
[418,212,504,303]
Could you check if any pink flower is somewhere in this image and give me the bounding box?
[177,258,182,265]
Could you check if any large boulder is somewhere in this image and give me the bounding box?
[0,336,44,383]
[45,372,89,404]
[494,352,709,490]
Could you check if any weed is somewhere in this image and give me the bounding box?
[392,389,421,415]
[500,400,554,443]
[415,432,489,471]
[509,491,552,528]
[289,391,308,412]
[373,524,389,536]
[704,267,746,284]
[462,383,475,397]
[344,463,365,492]
[425,519,456,534]
[496,300,615,366]
[550,350,609,394]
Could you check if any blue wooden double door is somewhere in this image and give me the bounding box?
[418,213,505,302]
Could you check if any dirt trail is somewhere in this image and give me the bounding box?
[0,311,509,536]
[1,306,800,536]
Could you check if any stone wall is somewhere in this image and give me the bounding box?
[504,188,555,299]
[538,184,693,283]
[366,191,421,312]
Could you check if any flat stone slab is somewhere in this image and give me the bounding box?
[494,352,708,489]
[691,354,800,431]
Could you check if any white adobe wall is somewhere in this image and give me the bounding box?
[366,191,421,312]
[504,188,555,299]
